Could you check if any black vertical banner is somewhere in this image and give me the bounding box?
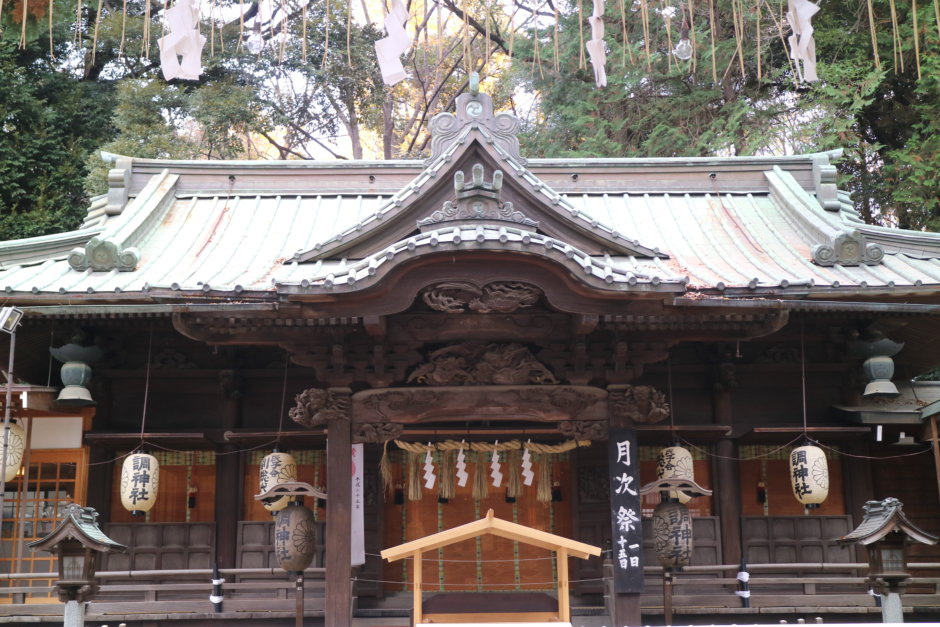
[608,427,644,594]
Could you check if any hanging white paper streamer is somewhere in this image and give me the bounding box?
[521,447,534,486]
[423,446,436,490]
[490,449,503,488]
[456,446,469,487]
[374,0,411,85]
[585,0,607,87]
[786,0,819,82]
[157,0,206,81]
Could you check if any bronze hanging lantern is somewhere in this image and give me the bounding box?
[652,499,693,568]
[274,502,316,573]
[789,444,828,507]
[2,418,25,481]
[120,452,160,514]
[656,445,694,504]
[260,451,298,512]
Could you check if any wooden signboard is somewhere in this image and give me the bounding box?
[608,428,644,594]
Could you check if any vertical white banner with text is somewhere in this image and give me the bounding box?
[351,443,366,566]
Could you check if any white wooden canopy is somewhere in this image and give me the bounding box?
[381,508,601,624]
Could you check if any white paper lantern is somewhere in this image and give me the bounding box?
[121,453,160,514]
[2,420,26,481]
[259,451,297,512]
[789,444,829,506]
[652,500,693,568]
[274,503,316,573]
[656,445,694,504]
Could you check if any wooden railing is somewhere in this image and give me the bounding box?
[617,562,940,617]
[0,567,327,622]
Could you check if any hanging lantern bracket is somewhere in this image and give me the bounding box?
[255,481,327,502]
[639,477,712,497]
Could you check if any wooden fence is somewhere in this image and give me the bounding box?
[0,567,327,622]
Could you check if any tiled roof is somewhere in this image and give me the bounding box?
[4,90,940,305]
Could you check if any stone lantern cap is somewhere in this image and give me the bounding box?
[28,503,127,554]
[835,497,938,547]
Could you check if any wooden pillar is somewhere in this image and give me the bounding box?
[215,371,242,569]
[713,377,742,568]
[325,388,353,627]
[842,439,874,563]
[608,385,642,627]
[714,438,742,567]
[214,446,242,568]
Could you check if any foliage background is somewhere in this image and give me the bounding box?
[0,0,937,240]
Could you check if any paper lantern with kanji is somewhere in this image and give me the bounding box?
[652,500,693,568]
[259,451,297,512]
[274,503,316,573]
[2,419,26,481]
[120,453,160,514]
[789,444,829,506]
[656,445,694,504]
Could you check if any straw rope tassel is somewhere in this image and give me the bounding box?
[473,451,488,500]
[537,453,552,503]
[407,452,422,501]
[440,450,456,500]
[507,449,521,499]
[380,440,393,500]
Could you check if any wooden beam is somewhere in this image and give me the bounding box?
[413,552,423,625]
[557,548,570,622]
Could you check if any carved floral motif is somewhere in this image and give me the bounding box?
[355,421,403,443]
[408,343,559,386]
[422,281,541,314]
[608,385,670,424]
[557,420,608,440]
[289,388,351,427]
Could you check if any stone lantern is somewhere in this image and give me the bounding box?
[836,497,938,623]
[28,503,126,627]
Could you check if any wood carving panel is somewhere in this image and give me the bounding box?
[352,385,607,424]
[408,342,558,385]
[607,384,670,425]
[289,387,351,427]
[421,281,541,314]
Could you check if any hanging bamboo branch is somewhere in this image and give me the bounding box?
[90,0,104,62]
[143,0,152,58]
[554,4,560,72]
[865,0,882,70]
[688,0,696,73]
[302,2,308,63]
[578,0,585,69]
[49,0,56,58]
[708,0,717,82]
[347,0,352,65]
[888,0,902,72]
[640,0,651,69]
[731,0,745,78]
[322,0,331,68]
[913,0,922,80]
[756,0,761,80]
[620,0,634,68]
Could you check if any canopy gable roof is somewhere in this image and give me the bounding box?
[291,85,665,265]
[381,508,601,561]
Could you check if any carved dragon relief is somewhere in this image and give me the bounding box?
[608,384,670,424]
[422,281,542,314]
[407,342,559,386]
[289,387,351,428]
